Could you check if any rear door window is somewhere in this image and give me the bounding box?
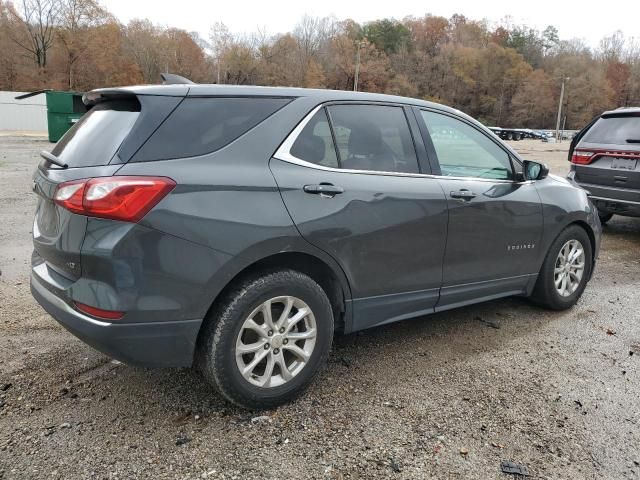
[289,109,339,168]
[50,100,140,168]
[326,105,419,174]
[582,115,640,145]
[133,97,291,161]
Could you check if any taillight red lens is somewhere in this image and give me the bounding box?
[571,149,640,165]
[74,302,124,320]
[571,150,595,165]
[54,176,176,222]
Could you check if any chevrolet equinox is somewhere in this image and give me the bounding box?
[31,85,601,408]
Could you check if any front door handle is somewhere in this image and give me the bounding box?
[450,189,476,201]
[303,184,344,197]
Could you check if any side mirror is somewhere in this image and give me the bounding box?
[523,160,549,181]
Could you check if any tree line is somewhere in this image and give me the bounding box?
[1,0,639,129]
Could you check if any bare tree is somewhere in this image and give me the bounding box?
[294,15,337,58]
[209,21,232,83]
[57,0,111,89]
[123,19,166,82]
[598,31,626,62]
[11,0,60,69]
[292,15,338,84]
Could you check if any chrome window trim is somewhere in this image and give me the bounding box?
[273,104,530,185]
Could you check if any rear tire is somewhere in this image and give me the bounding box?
[197,269,334,409]
[530,225,593,310]
[598,211,613,224]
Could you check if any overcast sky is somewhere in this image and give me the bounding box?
[102,0,635,48]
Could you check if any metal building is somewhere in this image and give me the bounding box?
[0,91,47,133]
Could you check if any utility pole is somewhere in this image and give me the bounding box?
[497,77,507,126]
[354,41,364,92]
[555,77,569,141]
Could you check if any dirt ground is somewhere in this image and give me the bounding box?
[1,136,639,479]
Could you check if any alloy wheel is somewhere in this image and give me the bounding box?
[235,296,317,388]
[554,239,585,297]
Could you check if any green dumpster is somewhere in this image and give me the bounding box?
[14,90,87,142]
[45,91,86,142]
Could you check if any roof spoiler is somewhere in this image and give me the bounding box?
[602,110,640,119]
[82,89,139,107]
[160,73,195,85]
[82,74,194,107]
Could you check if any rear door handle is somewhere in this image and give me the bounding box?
[303,184,344,197]
[450,189,476,200]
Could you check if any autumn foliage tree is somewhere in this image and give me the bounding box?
[1,1,639,130]
[0,1,23,88]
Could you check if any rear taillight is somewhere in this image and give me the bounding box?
[54,176,176,222]
[571,150,595,165]
[571,149,640,165]
[74,302,124,320]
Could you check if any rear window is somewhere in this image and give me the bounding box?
[51,100,140,168]
[582,115,640,145]
[132,97,291,161]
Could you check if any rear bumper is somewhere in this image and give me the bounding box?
[591,196,640,217]
[31,270,202,368]
[574,181,640,217]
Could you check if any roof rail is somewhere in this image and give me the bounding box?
[160,73,195,85]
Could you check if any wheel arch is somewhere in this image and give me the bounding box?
[569,220,598,271]
[540,219,598,278]
[199,250,352,344]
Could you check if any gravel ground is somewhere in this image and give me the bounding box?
[0,136,639,479]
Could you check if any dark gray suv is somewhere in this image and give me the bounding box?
[568,108,640,223]
[31,85,601,408]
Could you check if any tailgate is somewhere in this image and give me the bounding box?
[32,169,86,280]
[32,165,120,280]
[575,154,640,190]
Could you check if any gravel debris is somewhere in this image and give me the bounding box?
[250,415,271,424]
[0,137,639,478]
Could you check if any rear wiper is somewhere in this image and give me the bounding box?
[40,151,68,169]
[626,139,640,143]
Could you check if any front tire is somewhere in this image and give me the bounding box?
[531,225,593,310]
[197,270,334,409]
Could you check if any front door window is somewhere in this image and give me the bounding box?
[421,110,513,180]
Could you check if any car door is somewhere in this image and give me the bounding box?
[416,109,543,310]
[270,103,449,331]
